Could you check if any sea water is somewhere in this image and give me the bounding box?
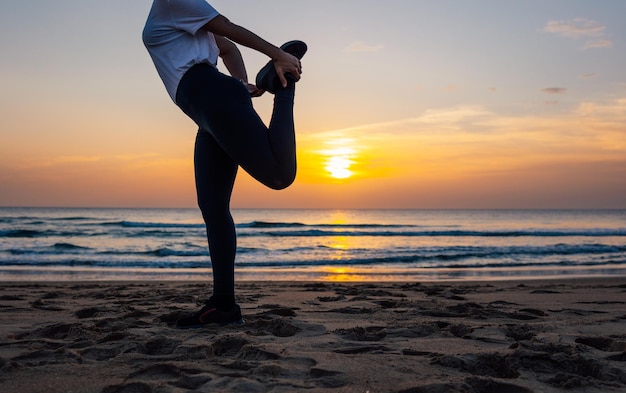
[0,207,625,281]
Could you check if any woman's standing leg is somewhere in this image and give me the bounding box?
[194,130,238,311]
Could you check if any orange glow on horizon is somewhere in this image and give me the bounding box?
[1,97,625,209]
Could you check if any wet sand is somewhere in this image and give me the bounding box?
[1,278,626,392]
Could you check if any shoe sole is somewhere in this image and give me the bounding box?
[256,40,308,93]
[281,40,308,59]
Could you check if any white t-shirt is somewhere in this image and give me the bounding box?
[143,0,220,103]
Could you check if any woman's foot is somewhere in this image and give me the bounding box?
[176,298,243,329]
[256,40,307,94]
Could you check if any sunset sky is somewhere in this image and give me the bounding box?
[1,0,625,209]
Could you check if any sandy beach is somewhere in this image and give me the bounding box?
[1,278,625,392]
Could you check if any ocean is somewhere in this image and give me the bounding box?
[0,207,625,282]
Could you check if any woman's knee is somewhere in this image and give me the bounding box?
[264,170,296,190]
[197,196,230,222]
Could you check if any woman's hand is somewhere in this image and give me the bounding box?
[272,50,302,88]
[245,82,264,97]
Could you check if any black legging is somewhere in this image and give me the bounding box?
[175,63,296,304]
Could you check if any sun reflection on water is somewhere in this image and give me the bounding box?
[323,267,369,282]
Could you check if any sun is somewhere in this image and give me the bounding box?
[321,140,357,180]
[326,155,353,179]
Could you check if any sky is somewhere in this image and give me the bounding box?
[0,0,625,209]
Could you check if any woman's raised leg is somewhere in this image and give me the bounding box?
[177,64,297,190]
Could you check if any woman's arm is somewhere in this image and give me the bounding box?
[203,15,300,88]
[215,35,263,96]
[215,35,247,81]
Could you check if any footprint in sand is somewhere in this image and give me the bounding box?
[209,335,249,357]
[396,378,533,393]
[75,306,110,319]
[329,306,376,314]
[504,324,536,341]
[139,335,183,356]
[334,326,386,342]
[101,382,152,393]
[433,352,520,379]
[576,336,626,352]
[333,345,391,354]
[247,317,300,337]
[309,367,349,388]
[125,362,212,390]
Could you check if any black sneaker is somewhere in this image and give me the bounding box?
[256,40,308,94]
[176,300,244,329]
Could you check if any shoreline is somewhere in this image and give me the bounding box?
[1,274,626,284]
[2,265,625,283]
[2,277,626,392]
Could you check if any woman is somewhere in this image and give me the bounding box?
[143,0,306,328]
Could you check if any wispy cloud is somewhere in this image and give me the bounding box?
[583,39,612,49]
[544,18,605,38]
[344,41,384,53]
[11,155,102,170]
[576,97,626,119]
[309,106,497,139]
[308,96,626,156]
[543,18,613,50]
[579,73,598,79]
[541,87,568,95]
[10,153,164,170]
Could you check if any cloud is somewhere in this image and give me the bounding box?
[344,41,384,53]
[583,39,613,49]
[9,153,165,171]
[544,18,605,38]
[579,73,598,79]
[310,96,626,156]
[541,87,568,95]
[10,155,103,170]
[310,106,496,138]
[543,18,613,50]
[576,97,626,118]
